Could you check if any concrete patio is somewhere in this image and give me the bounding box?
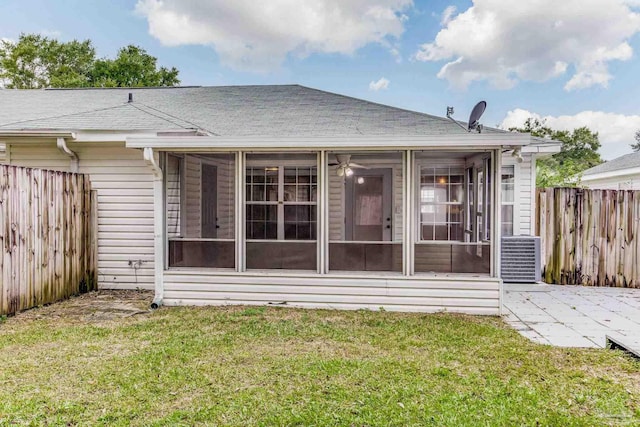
[503,284,640,353]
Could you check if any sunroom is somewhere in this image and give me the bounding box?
[132,133,529,315]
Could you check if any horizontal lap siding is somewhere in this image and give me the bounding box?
[185,156,202,238]
[583,175,640,190]
[518,156,533,235]
[8,142,155,290]
[166,155,181,237]
[163,272,500,315]
[504,155,533,236]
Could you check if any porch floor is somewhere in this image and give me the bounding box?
[503,283,640,353]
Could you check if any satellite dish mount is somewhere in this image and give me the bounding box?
[446,101,487,133]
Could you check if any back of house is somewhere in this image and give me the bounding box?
[0,85,559,314]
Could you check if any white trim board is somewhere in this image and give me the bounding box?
[127,133,532,150]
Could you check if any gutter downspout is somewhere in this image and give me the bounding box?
[56,137,79,172]
[144,147,164,309]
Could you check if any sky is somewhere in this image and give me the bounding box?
[1,0,639,159]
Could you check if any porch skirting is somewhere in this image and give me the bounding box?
[162,271,502,315]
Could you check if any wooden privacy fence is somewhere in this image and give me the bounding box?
[537,188,640,288]
[0,165,96,316]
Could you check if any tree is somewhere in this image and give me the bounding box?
[0,33,179,89]
[89,45,179,87]
[510,118,603,187]
[0,34,95,88]
[631,130,640,152]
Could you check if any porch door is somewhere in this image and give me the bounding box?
[346,168,393,241]
[201,163,218,238]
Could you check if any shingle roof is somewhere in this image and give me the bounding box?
[582,151,640,176]
[0,85,505,137]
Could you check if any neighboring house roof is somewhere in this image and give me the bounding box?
[582,151,640,176]
[0,85,509,137]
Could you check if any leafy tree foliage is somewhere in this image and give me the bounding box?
[89,45,179,87]
[0,34,179,89]
[0,34,95,88]
[510,118,603,188]
[631,130,640,152]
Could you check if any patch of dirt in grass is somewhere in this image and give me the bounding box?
[8,289,153,326]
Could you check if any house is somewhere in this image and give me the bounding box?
[0,85,559,315]
[581,151,640,190]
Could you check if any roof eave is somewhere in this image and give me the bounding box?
[0,130,76,139]
[582,166,640,181]
[127,133,531,151]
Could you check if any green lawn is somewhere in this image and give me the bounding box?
[0,292,638,426]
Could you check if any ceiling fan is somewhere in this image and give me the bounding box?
[329,154,368,177]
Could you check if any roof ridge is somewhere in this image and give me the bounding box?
[0,84,299,92]
[131,102,219,135]
[44,86,203,91]
[295,84,505,132]
[0,101,201,131]
[0,103,131,128]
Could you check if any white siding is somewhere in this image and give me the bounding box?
[0,143,6,164]
[166,155,182,237]
[503,153,534,235]
[185,155,201,238]
[328,172,345,240]
[163,271,501,315]
[582,174,640,190]
[8,142,155,290]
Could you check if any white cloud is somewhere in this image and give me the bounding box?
[440,5,457,26]
[414,0,640,90]
[500,108,640,159]
[135,0,412,71]
[369,77,390,91]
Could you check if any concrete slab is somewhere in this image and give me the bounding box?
[503,284,640,350]
[607,334,640,358]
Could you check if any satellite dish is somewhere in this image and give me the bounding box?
[445,101,487,133]
[468,101,486,132]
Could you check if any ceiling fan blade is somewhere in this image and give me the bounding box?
[349,163,368,169]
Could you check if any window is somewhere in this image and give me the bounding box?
[501,166,515,236]
[245,154,318,270]
[246,166,317,240]
[419,167,464,241]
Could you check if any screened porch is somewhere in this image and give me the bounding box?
[163,150,506,277]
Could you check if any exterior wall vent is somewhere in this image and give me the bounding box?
[501,236,541,283]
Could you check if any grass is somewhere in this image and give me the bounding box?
[0,292,638,426]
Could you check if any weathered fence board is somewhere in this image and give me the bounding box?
[537,188,640,288]
[0,165,96,316]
